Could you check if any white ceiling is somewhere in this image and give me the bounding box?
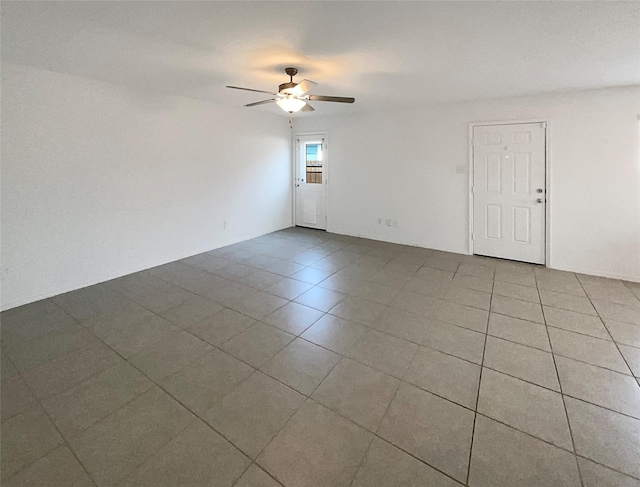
[2,1,639,116]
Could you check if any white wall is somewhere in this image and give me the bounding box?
[1,63,292,310]
[296,86,640,282]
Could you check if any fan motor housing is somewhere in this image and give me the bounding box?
[279,81,297,93]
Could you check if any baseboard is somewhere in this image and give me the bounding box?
[0,224,293,312]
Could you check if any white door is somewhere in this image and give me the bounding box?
[295,135,327,230]
[472,122,546,264]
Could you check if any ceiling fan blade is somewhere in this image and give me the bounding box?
[227,85,277,95]
[287,79,317,96]
[301,103,315,112]
[308,95,355,103]
[244,99,277,107]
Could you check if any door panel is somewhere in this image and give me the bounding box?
[473,123,546,264]
[295,135,327,230]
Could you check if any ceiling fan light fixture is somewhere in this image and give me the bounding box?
[276,95,306,113]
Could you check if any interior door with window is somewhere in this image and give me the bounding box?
[295,135,327,230]
[472,122,546,264]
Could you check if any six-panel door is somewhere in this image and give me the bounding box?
[472,123,546,264]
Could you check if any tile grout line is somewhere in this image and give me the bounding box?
[535,271,585,487]
[4,348,101,487]
[464,274,494,486]
[574,277,639,385]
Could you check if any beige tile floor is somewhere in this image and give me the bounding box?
[2,227,640,486]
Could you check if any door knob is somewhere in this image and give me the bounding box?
[536,198,543,203]
[536,188,543,193]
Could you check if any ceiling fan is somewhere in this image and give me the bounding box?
[226,67,355,113]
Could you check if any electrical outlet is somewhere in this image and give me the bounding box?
[393,219,398,227]
[377,217,382,224]
[385,218,392,226]
[223,221,228,229]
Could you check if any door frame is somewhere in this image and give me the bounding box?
[467,119,551,267]
[292,131,329,229]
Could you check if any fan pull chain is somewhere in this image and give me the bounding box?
[289,117,293,129]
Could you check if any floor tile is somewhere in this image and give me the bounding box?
[457,263,495,279]
[41,362,152,438]
[377,383,474,482]
[52,285,133,321]
[329,296,386,325]
[97,314,180,358]
[491,295,544,324]
[382,260,421,277]
[352,437,460,487]
[238,269,284,290]
[317,273,364,293]
[347,329,418,378]
[369,306,429,343]
[450,273,494,293]
[565,397,640,478]
[300,314,366,354]
[117,420,249,487]
[583,283,640,308]
[295,286,347,312]
[404,346,480,409]
[415,266,455,282]
[592,300,640,326]
[204,372,304,458]
[468,415,581,487]
[312,358,399,431]
[3,445,93,487]
[265,277,313,300]
[21,344,122,399]
[158,294,223,328]
[619,344,640,377]
[483,336,559,391]
[604,319,640,348]
[444,286,491,310]
[1,376,38,422]
[539,289,597,315]
[477,368,573,449]
[228,291,288,320]
[425,257,459,273]
[261,339,340,395]
[188,307,256,346]
[129,331,213,382]
[548,327,630,374]
[222,322,294,368]
[68,388,194,487]
[555,356,640,419]
[577,457,640,487]
[289,266,335,285]
[352,281,401,305]
[205,282,259,307]
[1,405,63,481]
[436,301,489,332]
[368,269,412,289]
[403,276,450,299]
[544,306,610,340]
[160,348,254,415]
[1,351,18,381]
[257,400,372,487]
[390,291,441,318]
[234,464,281,487]
[494,267,536,287]
[264,302,324,335]
[535,275,585,297]
[493,280,540,303]
[8,325,101,372]
[422,319,486,364]
[0,300,76,349]
[488,312,550,351]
